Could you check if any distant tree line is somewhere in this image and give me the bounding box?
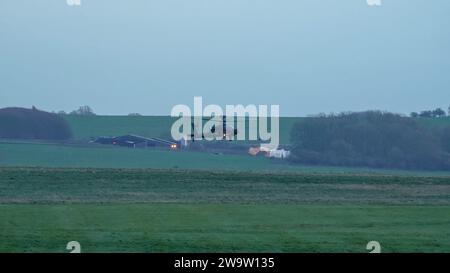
[57,106,96,116]
[290,111,450,171]
[0,107,72,140]
[410,106,449,118]
[58,107,144,117]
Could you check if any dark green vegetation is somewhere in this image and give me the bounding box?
[410,107,448,118]
[0,168,449,253]
[290,111,450,171]
[0,107,72,140]
[1,204,449,253]
[1,168,449,205]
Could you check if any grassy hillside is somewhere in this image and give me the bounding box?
[63,115,176,141]
[417,116,450,128]
[63,115,303,144]
[63,115,450,145]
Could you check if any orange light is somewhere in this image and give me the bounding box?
[170,144,177,149]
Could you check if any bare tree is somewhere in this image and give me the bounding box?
[70,106,96,116]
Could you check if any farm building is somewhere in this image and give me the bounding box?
[93,134,177,149]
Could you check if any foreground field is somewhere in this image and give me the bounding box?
[0,167,449,252]
[1,204,449,253]
[1,168,449,205]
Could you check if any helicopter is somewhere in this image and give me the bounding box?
[189,115,239,141]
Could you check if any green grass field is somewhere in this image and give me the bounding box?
[2,142,450,176]
[0,168,449,253]
[1,204,449,253]
[1,168,449,205]
[0,141,278,171]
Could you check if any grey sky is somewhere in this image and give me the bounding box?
[1,0,449,116]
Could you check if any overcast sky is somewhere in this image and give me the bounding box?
[1,0,449,116]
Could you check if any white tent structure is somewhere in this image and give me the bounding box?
[249,146,291,159]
